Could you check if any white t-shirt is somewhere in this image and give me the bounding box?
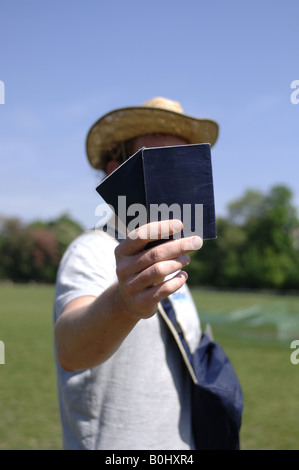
[54,229,201,450]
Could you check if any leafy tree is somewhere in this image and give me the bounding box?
[0,219,35,281]
[187,184,299,290]
[47,213,83,258]
[31,228,59,282]
[0,213,84,283]
[187,218,247,287]
[227,189,265,226]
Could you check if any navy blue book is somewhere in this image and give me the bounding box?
[96,143,216,242]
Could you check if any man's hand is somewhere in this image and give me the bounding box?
[55,219,203,370]
[115,219,203,320]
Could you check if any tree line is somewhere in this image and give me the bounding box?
[0,213,83,283]
[1,184,299,290]
[186,184,299,290]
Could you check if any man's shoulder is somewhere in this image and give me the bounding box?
[70,228,119,248]
[58,228,118,269]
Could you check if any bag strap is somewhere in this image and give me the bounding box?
[158,297,198,384]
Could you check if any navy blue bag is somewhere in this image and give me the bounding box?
[191,334,243,450]
[160,297,243,450]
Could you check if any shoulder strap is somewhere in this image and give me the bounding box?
[158,297,198,384]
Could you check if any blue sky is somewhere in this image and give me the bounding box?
[0,0,298,229]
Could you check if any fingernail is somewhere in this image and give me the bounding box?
[191,237,202,250]
[172,220,183,233]
[180,271,188,281]
[181,254,190,265]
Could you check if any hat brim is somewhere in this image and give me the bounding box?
[86,106,219,169]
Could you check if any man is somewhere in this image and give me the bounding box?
[54,97,219,450]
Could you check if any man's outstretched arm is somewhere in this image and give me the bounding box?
[54,219,202,371]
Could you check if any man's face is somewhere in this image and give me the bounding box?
[106,134,189,175]
[131,134,188,153]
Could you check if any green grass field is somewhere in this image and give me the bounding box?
[0,284,61,450]
[1,283,299,450]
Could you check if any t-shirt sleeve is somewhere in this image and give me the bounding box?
[54,231,118,321]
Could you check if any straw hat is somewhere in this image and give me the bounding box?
[86,97,219,169]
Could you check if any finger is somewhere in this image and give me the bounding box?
[116,234,202,281]
[135,271,188,309]
[117,219,183,257]
[124,254,190,294]
[116,235,202,281]
[133,235,202,271]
